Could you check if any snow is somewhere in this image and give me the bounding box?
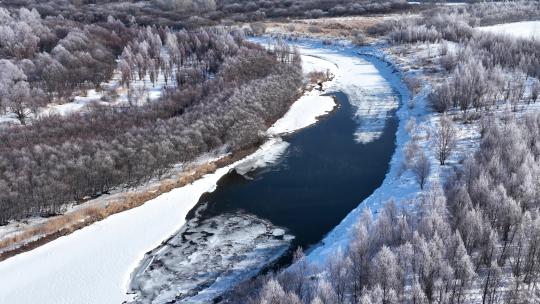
[0,46,339,304]
[477,21,540,40]
[285,39,400,144]
[265,53,339,136]
[234,138,290,175]
[301,54,338,76]
[267,94,336,135]
[129,211,293,303]
[0,163,233,304]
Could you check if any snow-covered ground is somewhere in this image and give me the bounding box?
[0,49,337,304]
[0,163,234,304]
[477,21,540,39]
[267,38,400,144]
[267,93,335,135]
[267,54,337,136]
[301,54,338,76]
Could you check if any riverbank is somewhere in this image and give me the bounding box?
[0,146,254,262]
[0,52,337,263]
[305,43,417,264]
[249,36,419,264]
[0,53,338,304]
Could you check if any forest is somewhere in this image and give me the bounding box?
[0,7,303,223]
[386,2,540,114]
[0,0,412,27]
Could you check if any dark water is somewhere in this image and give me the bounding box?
[187,91,399,262]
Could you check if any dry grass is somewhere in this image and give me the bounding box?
[264,14,403,40]
[307,70,331,84]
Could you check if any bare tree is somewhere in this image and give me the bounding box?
[7,81,32,125]
[411,150,431,190]
[434,115,456,165]
[327,249,351,303]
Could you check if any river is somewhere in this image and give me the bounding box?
[128,39,402,303]
[0,39,404,304]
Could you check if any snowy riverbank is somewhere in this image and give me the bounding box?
[304,44,416,264]
[250,37,418,266]
[0,51,337,304]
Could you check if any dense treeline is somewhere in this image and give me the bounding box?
[231,113,540,304]
[0,7,133,124]
[215,0,410,20]
[0,0,411,27]
[387,1,540,114]
[435,1,540,26]
[0,26,303,223]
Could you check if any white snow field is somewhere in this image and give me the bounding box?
[0,50,337,304]
[477,21,540,39]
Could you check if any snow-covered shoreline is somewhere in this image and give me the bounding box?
[305,45,416,264]
[251,37,416,265]
[0,50,338,304]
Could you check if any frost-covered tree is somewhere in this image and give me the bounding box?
[327,249,351,303]
[0,59,33,124]
[429,81,453,113]
[434,115,456,165]
[371,246,402,303]
[411,150,431,190]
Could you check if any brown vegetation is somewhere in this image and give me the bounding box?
[263,15,404,40]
